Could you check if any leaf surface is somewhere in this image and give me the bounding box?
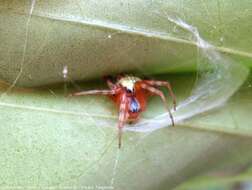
[0,1,252,189]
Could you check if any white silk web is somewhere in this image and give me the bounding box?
[126,17,249,132]
[0,1,251,189]
[0,0,249,136]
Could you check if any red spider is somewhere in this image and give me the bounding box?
[70,75,176,148]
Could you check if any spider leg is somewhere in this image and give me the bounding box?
[118,93,128,148]
[70,89,116,96]
[143,80,176,111]
[140,83,175,126]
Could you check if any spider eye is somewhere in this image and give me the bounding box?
[125,87,135,94]
[126,89,133,93]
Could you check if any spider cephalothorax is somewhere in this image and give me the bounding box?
[117,76,140,93]
[71,74,176,148]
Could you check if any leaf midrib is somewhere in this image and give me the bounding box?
[33,11,252,59]
[3,7,252,59]
[0,99,252,138]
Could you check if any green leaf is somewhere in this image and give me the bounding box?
[175,161,252,190]
[0,74,252,189]
[0,0,252,86]
[0,1,252,190]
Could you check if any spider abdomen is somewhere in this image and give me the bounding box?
[126,90,147,122]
